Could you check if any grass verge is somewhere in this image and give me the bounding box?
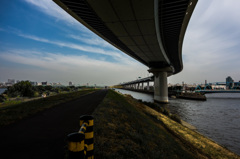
[92,90,240,159]
[0,89,96,127]
[93,90,199,159]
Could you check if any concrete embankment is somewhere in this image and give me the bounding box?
[93,90,240,159]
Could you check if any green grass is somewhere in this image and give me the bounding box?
[1,100,22,106]
[0,89,96,127]
[93,90,199,159]
[92,90,240,159]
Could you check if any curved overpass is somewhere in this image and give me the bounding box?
[54,0,198,103]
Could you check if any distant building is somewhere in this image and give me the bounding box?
[57,82,62,86]
[52,82,62,86]
[226,76,234,89]
[212,84,226,90]
[30,81,37,86]
[42,81,48,86]
[69,81,73,86]
[8,79,15,84]
[5,82,13,86]
[226,76,233,83]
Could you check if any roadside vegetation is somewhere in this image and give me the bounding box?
[0,87,96,127]
[92,90,240,159]
[0,81,95,107]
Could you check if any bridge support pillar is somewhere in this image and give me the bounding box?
[149,68,171,103]
[154,71,168,103]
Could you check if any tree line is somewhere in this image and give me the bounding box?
[0,81,91,102]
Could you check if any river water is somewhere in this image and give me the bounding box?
[115,89,240,155]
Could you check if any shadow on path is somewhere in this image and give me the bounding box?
[0,89,108,159]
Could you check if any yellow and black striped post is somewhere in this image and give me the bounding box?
[67,132,85,158]
[80,115,94,159]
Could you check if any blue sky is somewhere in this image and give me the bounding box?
[0,0,240,86]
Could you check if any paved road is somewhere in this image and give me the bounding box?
[0,89,108,159]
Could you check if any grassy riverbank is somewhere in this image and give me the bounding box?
[0,89,96,127]
[93,90,240,159]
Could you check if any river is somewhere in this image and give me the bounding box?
[115,89,240,155]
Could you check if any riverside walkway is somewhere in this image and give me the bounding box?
[0,89,107,159]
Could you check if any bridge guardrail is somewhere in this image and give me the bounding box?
[67,115,94,159]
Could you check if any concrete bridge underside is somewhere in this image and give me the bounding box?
[54,0,198,103]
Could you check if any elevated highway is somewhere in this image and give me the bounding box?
[54,0,198,103]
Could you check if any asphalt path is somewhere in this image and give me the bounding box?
[0,89,108,159]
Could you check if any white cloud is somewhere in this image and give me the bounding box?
[0,49,148,85]
[16,32,140,66]
[69,34,115,49]
[24,0,79,26]
[0,49,136,70]
[24,0,96,37]
[17,32,120,57]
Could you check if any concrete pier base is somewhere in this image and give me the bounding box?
[154,71,168,103]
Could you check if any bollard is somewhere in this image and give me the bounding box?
[67,132,85,159]
[80,115,94,159]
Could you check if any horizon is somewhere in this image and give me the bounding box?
[1,74,239,86]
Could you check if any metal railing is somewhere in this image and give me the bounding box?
[67,115,94,159]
